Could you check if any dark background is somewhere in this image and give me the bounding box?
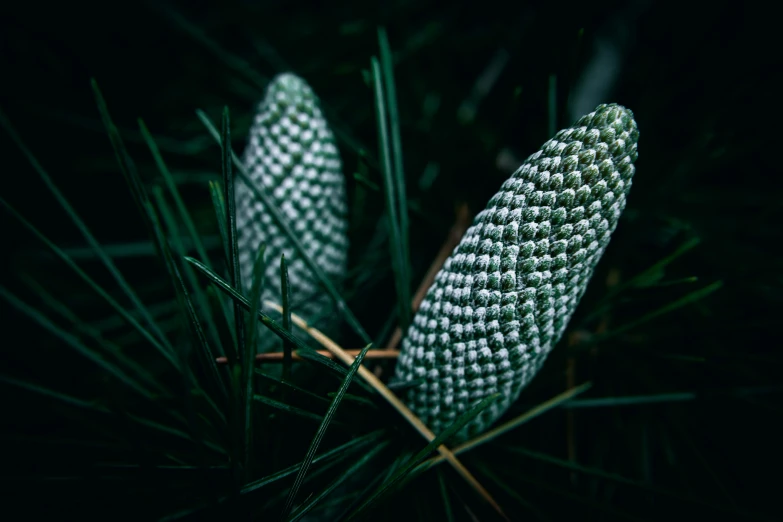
[1,1,780,520]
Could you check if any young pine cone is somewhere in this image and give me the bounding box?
[394,104,639,441]
[236,73,349,350]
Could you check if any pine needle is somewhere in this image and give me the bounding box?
[264,301,509,520]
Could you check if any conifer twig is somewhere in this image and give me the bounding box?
[264,300,509,520]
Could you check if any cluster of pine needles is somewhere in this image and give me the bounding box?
[1,2,780,521]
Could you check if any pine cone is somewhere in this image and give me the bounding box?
[236,73,349,350]
[394,104,639,441]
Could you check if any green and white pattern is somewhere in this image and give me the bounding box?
[394,104,640,441]
[236,73,349,350]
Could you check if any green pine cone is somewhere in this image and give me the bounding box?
[236,73,349,350]
[394,104,639,441]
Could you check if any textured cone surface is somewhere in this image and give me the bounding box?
[394,104,639,441]
[236,73,348,350]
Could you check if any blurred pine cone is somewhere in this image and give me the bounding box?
[236,73,349,351]
[394,104,640,441]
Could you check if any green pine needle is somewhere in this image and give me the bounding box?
[294,348,376,396]
[185,256,314,352]
[243,242,267,481]
[0,287,156,399]
[255,371,331,407]
[151,186,224,355]
[378,27,411,315]
[371,55,412,331]
[241,429,386,497]
[19,274,166,395]
[280,254,294,382]
[92,79,227,426]
[590,280,723,345]
[347,393,500,520]
[280,343,374,519]
[0,196,178,368]
[141,119,231,350]
[221,106,247,371]
[253,395,346,427]
[288,440,390,522]
[0,108,170,349]
[208,179,232,267]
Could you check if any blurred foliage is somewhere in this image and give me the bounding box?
[0,1,780,520]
